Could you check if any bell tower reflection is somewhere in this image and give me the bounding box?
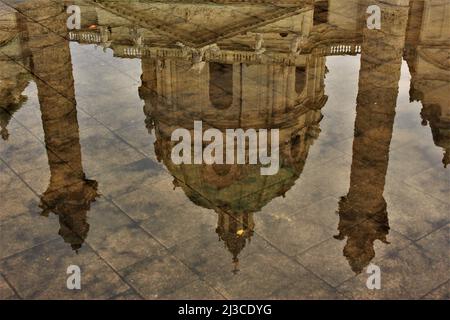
[20,1,99,251]
[335,0,410,273]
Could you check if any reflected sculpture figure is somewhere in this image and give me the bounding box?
[19,1,99,251]
[140,46,327,270]
[335,0,410,273]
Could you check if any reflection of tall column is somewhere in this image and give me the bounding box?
[21,1,98,251]
[335,0,410,273]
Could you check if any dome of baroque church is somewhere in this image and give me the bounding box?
[145,101,323,215]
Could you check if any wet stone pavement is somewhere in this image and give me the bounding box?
[0,0,448,300]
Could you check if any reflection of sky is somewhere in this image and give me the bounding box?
[394,60,441,166]
[322,55,442,169]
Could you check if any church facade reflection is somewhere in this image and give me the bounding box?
[0,0,448,272]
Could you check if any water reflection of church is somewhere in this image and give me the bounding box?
[0,0,448,273]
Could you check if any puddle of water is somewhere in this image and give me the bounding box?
[0,0,448,300]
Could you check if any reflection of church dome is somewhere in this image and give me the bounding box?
[140,50,327,213]
[150,115,322,215]
[140,55,326,268]
[145,94,323,270]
